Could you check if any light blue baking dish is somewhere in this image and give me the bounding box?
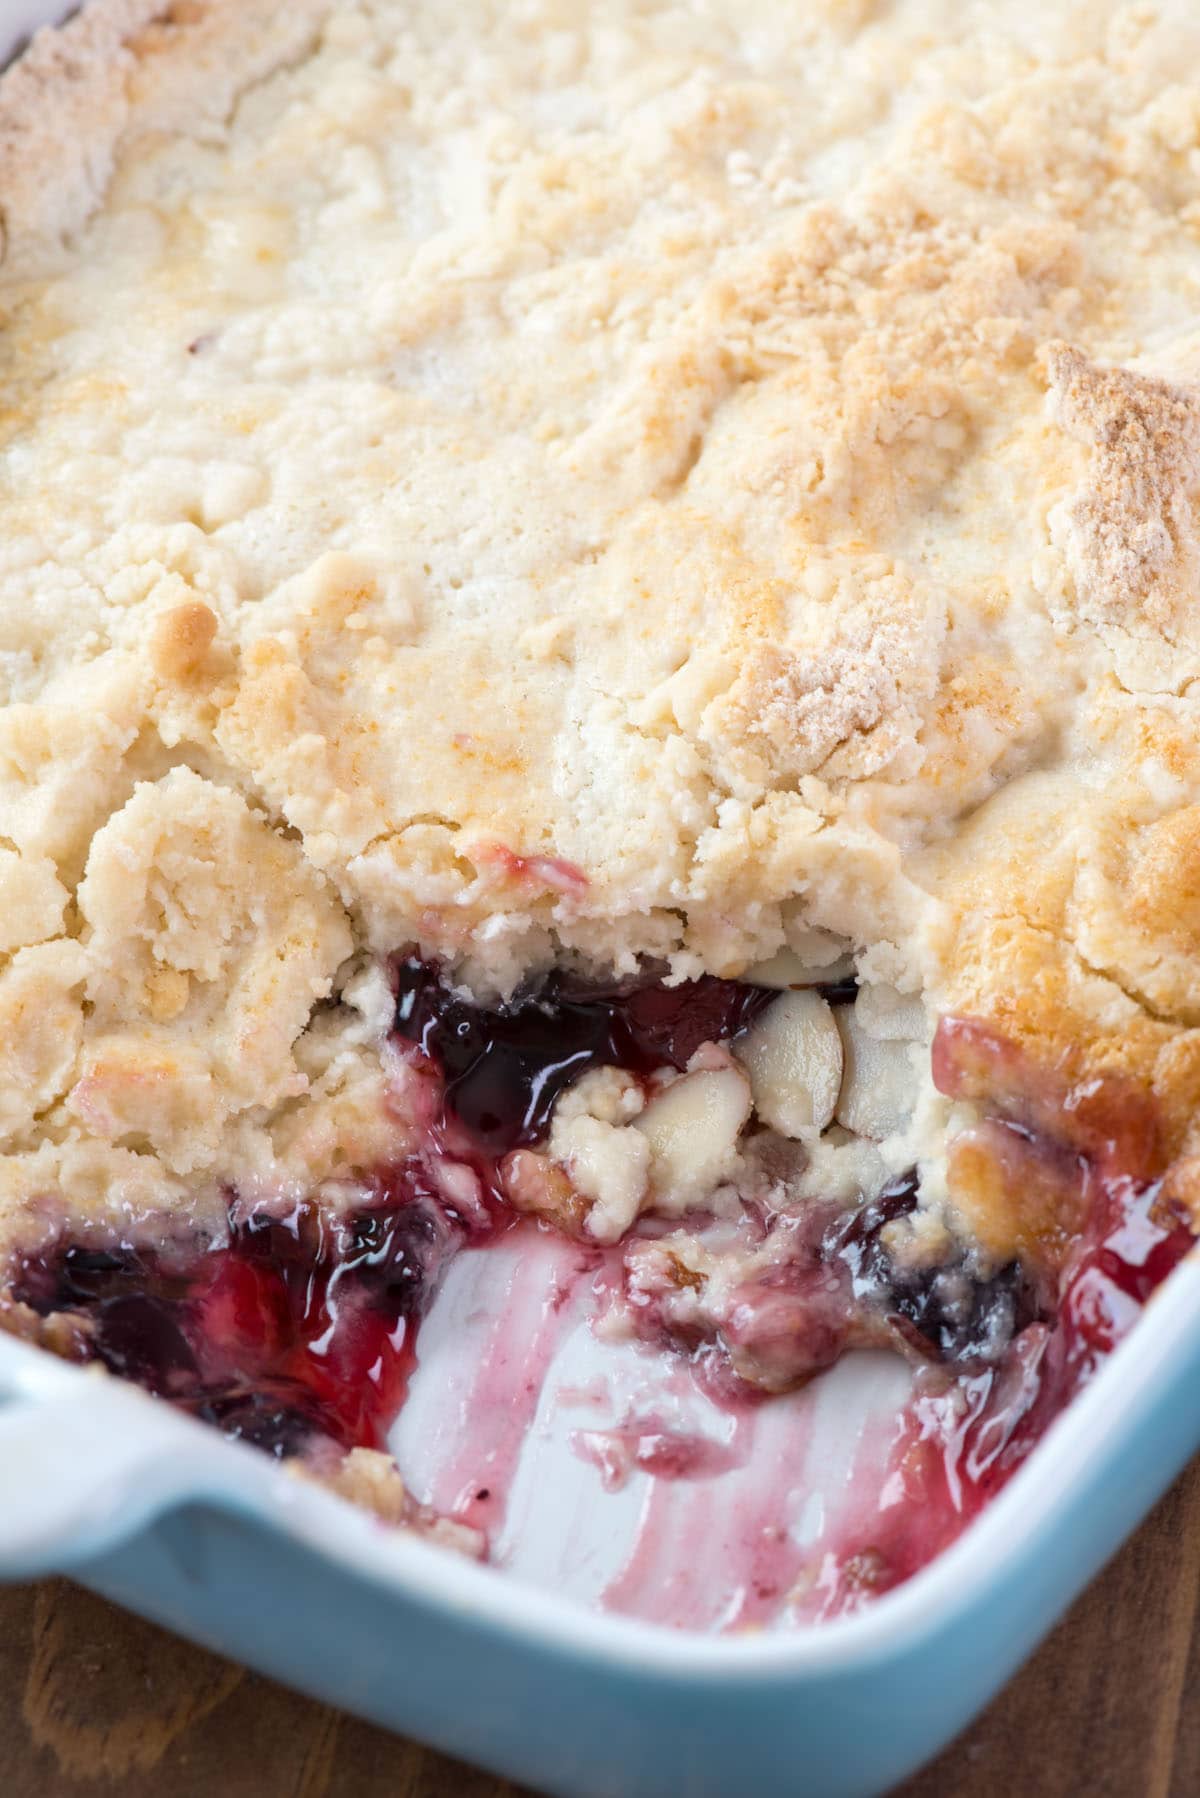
[2,1251,1199,1798]
[5,4,1200,1791]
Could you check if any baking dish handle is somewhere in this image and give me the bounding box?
[0,1340,218,1577]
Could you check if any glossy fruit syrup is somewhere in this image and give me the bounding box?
[4,969,1194,1622]
[11,1163,466,1458]
[810,1017,1197,1616]
[393,956,773,1152]
[7,965,776,1459]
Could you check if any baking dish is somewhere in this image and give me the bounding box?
[3,1246,1200,1798]
[5,4,1200,1792]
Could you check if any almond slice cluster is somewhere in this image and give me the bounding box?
[512,974,928,1245]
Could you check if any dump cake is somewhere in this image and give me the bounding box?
[1,0,1199,1618]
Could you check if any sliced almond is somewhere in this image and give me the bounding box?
[743,947,857,990]
[834,1002,919,1140]
[733,989,843,1138]
[634,1065,752,1209]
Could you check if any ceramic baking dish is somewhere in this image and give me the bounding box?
[5,5,1200,1793]
[2,1250,1200,1798]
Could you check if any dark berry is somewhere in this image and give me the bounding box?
[89,1292,199,1393]
[826,1170,1042,1365]
[195,1390,330,1459]
[393,957,771,1153]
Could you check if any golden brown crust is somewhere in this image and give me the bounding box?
[5,0,1200,1268]
[925,786,1200,1216]
[1045,342,1200,646]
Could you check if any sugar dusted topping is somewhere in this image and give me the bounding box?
[4,1,1200,1253]
[1045,343,1200,646]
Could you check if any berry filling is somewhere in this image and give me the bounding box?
[813,1162,1196,1616]
[827,1171,1044,1365]
[393,956,773,1152]
[11,1165,468,1459]
[8,966,781,1459]
[2,963,1195,1621]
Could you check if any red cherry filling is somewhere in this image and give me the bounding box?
[813,1174,1197,1617]
[8,968,783,1460]
[2,972,1194,1624]
[393,956,775,1152]
[808,1025,1198,1616]
[11,1162,469,1458]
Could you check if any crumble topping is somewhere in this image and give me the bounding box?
[2,0,1200,1578]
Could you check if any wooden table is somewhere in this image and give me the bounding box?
[4,1459,1200,1797]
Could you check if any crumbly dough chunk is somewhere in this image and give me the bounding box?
[6,1,1200,1247]
[70,766,353,1171]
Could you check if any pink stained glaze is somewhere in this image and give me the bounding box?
[427,1224,604,1538]
[404,1217,837,1633]
[555,1377,611,1410]
[599,1460,724,1630]
[597,1399,818,1633]
[590,1349,913,1633]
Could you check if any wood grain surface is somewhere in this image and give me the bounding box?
[4,1460,1200,1797]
